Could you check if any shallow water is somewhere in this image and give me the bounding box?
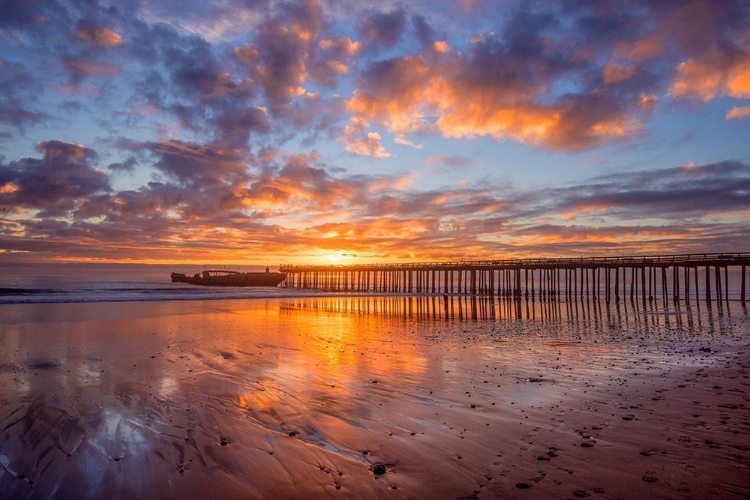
[0,297,748,498]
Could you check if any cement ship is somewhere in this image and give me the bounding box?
[171,269,286,287]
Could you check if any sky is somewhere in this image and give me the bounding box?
[0,0,749,265]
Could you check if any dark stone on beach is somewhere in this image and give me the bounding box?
[640,449,657,456]
[622,414,635,421]
[287,430,297,437]
[581,441,594,448]
[219,437,228,446]
[28,359,60,370]
[373,463,387,476]
[573,490,590,498]
[643,475,658,483]
[515,482,532,489]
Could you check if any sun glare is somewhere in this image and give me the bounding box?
[320,252,353,265]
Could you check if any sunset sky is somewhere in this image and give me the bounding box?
[1,0,749,265]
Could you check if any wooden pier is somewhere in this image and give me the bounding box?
[280,253,750,304]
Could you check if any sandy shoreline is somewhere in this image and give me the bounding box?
[0,297,749,499]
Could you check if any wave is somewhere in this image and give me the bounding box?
[0,284,324,305]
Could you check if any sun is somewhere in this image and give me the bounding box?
[320,252,354,265]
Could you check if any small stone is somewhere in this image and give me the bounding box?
[643,475,658,483]
[573,490,590,497]
[515,482,532,489]
[622,414,635,421]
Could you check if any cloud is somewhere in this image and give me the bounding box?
[1,0,749,263]
[425,155,472,172]
[342,1,749,153]
[233,0,325,117]
[726,105,750,120]
[309,36,361,87]
[62,57,120,83]
[338,117,392,158]
[75,22,123,47]
[549,161,750,222]
[0,105,48,126]
[141,139,252,188]
[0,0,46,27]
[2,134,749,261]
[0,60,48,127]
[345,3,670,152]
[0,140,110,217]
[662,1,750,102]
[358,8,407,50]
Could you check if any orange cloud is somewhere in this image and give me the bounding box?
[318,36,361,55]
[602,61,636,85]
[618,37,662,62]
[344,51,652,152]
[432,40,449,54]
[669,53,750,101]
[75,24,123,47]
[346,56,437,134]
[339,130,391,158]
[726,105,750,120]
[338,117,392,158]
[668,58,724,101]
[726,61,750,98]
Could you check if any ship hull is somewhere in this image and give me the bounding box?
[171,271,286,287]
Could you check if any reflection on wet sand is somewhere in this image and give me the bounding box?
[283,293,739,332]
[0,297,748,499]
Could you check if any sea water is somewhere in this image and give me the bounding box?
[0,262,321,305]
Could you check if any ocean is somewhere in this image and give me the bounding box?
[0,262,323,305]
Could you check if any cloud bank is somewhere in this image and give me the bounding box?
[0,0,748,263]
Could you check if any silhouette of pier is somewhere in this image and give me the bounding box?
[280,253,750,305]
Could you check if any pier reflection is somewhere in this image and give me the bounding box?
[280,294,743,333]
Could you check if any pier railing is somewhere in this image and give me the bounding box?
[279,253,750,304]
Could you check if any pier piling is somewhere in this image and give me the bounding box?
[280,253,750,304]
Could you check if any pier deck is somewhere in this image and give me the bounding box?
[280,253,750,304]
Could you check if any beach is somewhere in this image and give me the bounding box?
[1,296,749,499]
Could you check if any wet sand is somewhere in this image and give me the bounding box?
[0,297,749,499]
